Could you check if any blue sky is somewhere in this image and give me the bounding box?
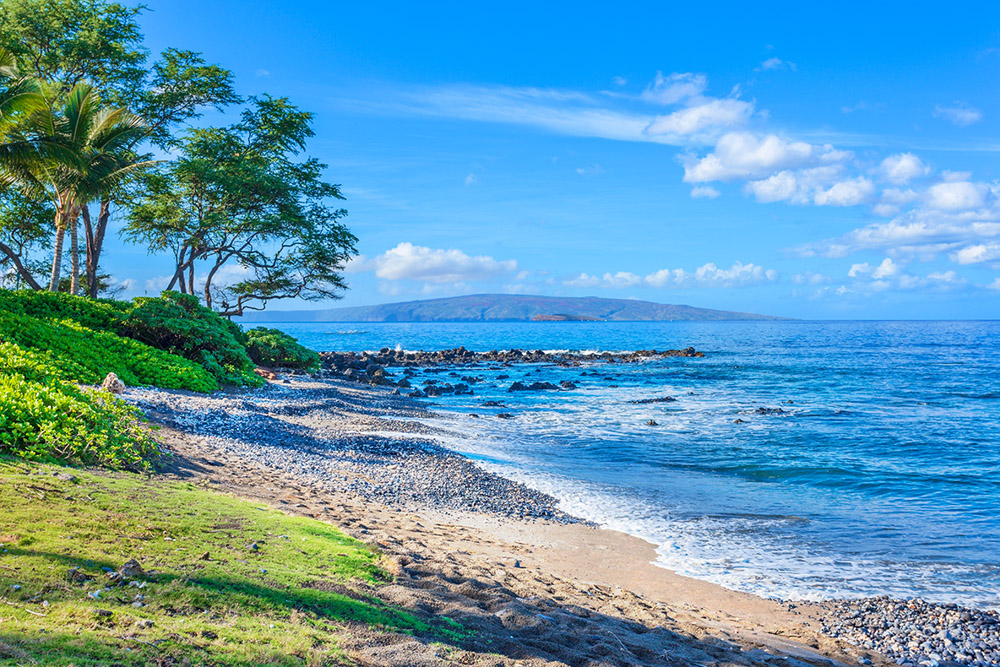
[107,1,1000,319]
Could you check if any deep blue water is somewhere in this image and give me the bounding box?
[269,321,1000,607]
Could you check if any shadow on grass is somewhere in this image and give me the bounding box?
[0,546,421,633]
[2,545,832,667]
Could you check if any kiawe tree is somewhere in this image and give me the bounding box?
[128,96,357,316]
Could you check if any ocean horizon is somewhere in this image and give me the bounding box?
[270,319,1000,609]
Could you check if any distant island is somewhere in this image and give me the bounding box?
[238,294,788,323]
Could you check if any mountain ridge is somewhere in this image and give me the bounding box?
[238,294,789,323]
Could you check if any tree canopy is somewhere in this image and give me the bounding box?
[0,0,354,311]
[127,96,357,316]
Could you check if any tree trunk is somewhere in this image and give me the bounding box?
[0,241,42,290]
[69,205,80,295]
[48,209,65,292]
[83,199,112,298]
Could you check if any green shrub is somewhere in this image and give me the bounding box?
[121,292,263,387]
[0,289,129,331]
[0,310,218,392]
[0,343,159,468]
[245,327,320,371]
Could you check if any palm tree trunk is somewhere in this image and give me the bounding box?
[48,209,65,292]
[69,206,80,295]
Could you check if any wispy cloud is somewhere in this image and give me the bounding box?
[933,103,983,126]
[755,57,796,72]
[343,74,756,147]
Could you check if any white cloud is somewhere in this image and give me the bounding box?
[989,278,1000,291]
[464,173,477,186]
[848,262,871,278]
[872,257,900,278]
[566,261,778,289]
[756,57,796,72]
[879,153,930,185]
[846,258,900,279]
[365,242,517,284]
[604,271,643,287]
[254,69,270,78]
[934,103,983,126]
[814,177,876,206]
[645,261,778,288]
[563,271,641,288]
[800,181,1000,258]
[926,181,990,211]
[640,72,707,105]
[563,273,600,287]
[690,185,721,199]
[646,99,754,138]
[612,75,627,86]
[683,132,847,183]
[873,188,921,216]
[951,243,1000,264]
[743,166,872,206]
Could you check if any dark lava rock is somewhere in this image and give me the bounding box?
[629,395,676,404]
[508,381,560,392]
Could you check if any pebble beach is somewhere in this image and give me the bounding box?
[122,350,1000,667]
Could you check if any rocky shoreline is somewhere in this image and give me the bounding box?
[816,597,1000,667]
[125,361,1000,667]
[127,376,574,523]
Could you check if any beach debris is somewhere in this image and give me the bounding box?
[101,372,126,394]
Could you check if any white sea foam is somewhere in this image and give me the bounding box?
[421,401,1000,609]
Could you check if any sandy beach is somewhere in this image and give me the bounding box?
[124,373,888,667]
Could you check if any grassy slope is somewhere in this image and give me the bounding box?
[0,460,458,666]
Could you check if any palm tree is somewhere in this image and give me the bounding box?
[6,82,150,293]
[0,48,47,185]
[0,48,50,290]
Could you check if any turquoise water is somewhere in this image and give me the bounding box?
[271,320,1000,607]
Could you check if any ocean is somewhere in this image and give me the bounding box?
[267,320,1000,608]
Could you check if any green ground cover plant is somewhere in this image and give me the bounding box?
[0,343,158,468]
[246,327,321,371]
[0,462,439,666]
[0,309,218,392]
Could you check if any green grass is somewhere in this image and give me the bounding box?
[0,460,439,666]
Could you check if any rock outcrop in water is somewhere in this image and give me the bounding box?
[316,347,704,390]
